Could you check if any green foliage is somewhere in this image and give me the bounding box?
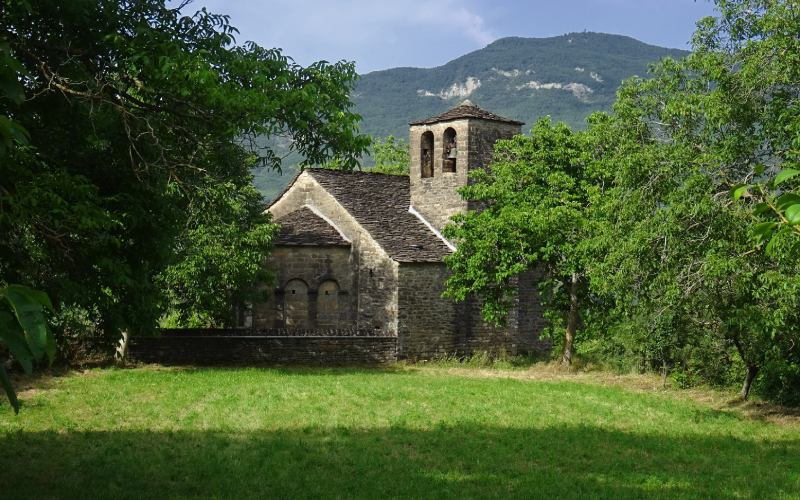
[445,1,800,402]
[444,118,607,361]
[584,0,800,400]
[319,134,409,175]
[157,181,277,326]
[369,136,409,175]
[445,120,584,320]
[0,284,55,413]
[0,1,369,345]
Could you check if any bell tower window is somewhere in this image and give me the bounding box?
[443,127,457,173]
[420,131,434,178]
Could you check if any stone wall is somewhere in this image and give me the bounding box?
[514,268,550,352]
[396,263,460,359]
[409,119,520,233]
[397,263,548,359]
[467,121,521,181]
[253,246,354,329]
[158,328,388,337]
[130,333,397,365]
[409,120,471,233]
[265,173,399,335]
[460,272,547,354]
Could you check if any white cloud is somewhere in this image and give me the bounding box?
[412,2,494,46]
[186,0,495,72]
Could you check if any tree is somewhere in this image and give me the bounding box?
[0,285,56,413]
[443,119,606,364]
[444,1,800,403]
[320,135,409,175]
[0,1,370,350]
[587,0,800,400]
[370,136,409,175]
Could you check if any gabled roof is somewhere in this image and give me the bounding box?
[275,207,350,246]
[304,169,452,263]
[409,100,524,126]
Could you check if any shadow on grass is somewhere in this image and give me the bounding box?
[1,425,797,499]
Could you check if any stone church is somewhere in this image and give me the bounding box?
[253,101,545,359]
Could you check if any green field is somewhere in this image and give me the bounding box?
[1,366,798,499]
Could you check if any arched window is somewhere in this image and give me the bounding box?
[283,279,309,328]
[420,131,434,178]
[442,128,457,173]
[316,280,340,328]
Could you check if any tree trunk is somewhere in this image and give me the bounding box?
[741,365,759,400]
[114,330,129,366]
[731,334,759,400]
[561,272,579,365]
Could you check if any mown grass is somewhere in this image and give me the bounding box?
[1,365,798,499]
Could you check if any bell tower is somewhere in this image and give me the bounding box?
[408,100,522,233]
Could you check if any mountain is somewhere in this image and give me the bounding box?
[254,32,688,200]
[353,32,687,137]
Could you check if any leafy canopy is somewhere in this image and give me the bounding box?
[0,0,370,350]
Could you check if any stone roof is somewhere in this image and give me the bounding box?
[275,207,350,246]
[409,100,524,126]
[304,169,453,263]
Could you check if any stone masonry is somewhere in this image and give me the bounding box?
[254,101,547,360]
[409,105,521,233]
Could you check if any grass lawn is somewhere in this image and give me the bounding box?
[1,365,798,499]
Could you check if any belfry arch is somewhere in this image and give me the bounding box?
[420,131,434,178]
[442,127,457,173]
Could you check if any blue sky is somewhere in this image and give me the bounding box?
[181,0,718,73]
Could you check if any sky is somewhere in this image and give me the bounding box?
[179,0,718,74]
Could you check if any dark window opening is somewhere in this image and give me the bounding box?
[443,127,457,173]
[420,131,434,178]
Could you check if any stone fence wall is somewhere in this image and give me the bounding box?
[158,327,389,337]
[129,330,397,365]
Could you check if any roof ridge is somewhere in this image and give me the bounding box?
[306,167,409,178]
[409,102,523,126]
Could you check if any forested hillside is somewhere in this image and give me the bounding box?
[254,32,686,199]
[354,32,686,137]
